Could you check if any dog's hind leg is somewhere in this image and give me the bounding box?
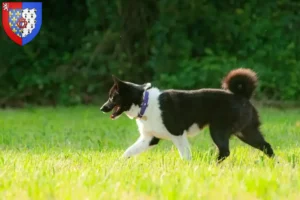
[209,126,231,163]
[236,126,274,158]
[171,133,192,160]
[122,136,160,159]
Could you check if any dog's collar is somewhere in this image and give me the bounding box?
[137,90,149,119]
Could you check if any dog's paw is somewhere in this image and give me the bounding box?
[121,153,131,160]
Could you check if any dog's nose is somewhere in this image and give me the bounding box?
[100,106,105,112]
[100,105,109,112]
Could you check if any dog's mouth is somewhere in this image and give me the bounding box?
[111,105,121,119]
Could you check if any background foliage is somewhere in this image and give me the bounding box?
[1,0,300,106]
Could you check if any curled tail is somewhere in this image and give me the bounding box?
[222,68,257,99]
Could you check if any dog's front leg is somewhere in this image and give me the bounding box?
[171,133,192,160]
[122,136,159,159]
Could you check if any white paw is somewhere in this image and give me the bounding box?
[122,152,131,159]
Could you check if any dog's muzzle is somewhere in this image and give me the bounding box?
[100,101,114,113]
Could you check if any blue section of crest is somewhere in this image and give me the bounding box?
[9,9,23,38]
[22,2,42,46]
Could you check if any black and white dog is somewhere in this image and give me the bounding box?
[100,68,274,162]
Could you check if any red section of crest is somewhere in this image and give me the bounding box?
[2,2,22,46]
[17,17,27,28]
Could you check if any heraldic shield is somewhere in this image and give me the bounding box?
[2,2,42,46]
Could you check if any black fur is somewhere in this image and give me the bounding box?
[159,68,274,162]
[149,137,160,146]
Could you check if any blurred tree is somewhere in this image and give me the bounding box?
[0,0,299,106]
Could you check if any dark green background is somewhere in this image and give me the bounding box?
[1,0,299,106]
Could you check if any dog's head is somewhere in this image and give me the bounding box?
[100,75,151,119]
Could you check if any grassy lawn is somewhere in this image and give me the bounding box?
[0,106,299,200]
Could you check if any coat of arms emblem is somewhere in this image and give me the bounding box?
[2,2,42,46]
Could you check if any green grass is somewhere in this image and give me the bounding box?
[0,106,300,200]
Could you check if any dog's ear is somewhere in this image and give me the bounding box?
[112,75,120,84]
[112,75,126,91]
[111,75,119,91]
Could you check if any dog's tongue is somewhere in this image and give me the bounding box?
[110,106,119,119]
[110,114,116,119]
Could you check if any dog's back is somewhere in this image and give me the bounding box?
[158,68,274,161]
[159,68,257,135]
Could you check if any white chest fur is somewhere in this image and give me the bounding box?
[125,88,171,139]
[125,88,201,140]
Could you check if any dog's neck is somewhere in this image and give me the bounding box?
[125,87,160,120]
[136,90,149,119]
